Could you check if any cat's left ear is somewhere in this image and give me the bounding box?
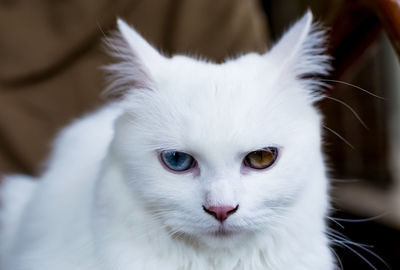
[267,11,330,79]
[103,19,166,97]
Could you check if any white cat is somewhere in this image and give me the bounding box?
[0,11,335,270]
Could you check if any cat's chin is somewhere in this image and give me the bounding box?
[191,225,256,249]
[201,230,254,249]
[166,223,252,249]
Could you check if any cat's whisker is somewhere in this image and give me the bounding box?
[327,232,372,249]
[322,125,354,149]
[329,246,344,270]
[334,241,379,270]
[327,222,390,268]
[321,79,385,100]
[327,228,348,240]
[136,221,192,242]
[346,241,391,270]
[96,21,108,40]
[330,212,390,223]
[324,96,368,129]
[326,216,345,229]
[328,229,391,270]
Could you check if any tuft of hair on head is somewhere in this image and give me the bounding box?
[267,10,332,101]
[102,19,166,99]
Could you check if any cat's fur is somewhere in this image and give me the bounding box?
[0,12,335,270]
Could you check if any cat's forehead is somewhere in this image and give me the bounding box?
[160,54,279,89]
[154,54,285,107]
[139,54,315,154]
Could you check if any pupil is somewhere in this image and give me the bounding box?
[173,152,180,164]
[254,151,263,162]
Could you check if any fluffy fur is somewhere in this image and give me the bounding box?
[0,12,335,270]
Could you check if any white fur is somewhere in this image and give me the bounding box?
[0,12,335,270]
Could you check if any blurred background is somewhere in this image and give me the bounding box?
[0,0,399,268]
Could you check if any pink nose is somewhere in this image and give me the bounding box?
[203,205,239,222]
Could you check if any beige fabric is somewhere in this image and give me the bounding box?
[0,0,269,175]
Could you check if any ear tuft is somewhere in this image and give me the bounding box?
[268,11,331,100]
[102,19,164,98]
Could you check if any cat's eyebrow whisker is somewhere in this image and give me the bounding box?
[324,96,368,130]
[322,125,354,149]
[321,79,385,100]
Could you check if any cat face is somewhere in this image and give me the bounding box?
[110,12,330,247]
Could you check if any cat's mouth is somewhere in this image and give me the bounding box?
[208,226,237,238]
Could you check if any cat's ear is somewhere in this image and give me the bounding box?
[103,19,165,97]
[268,11,330,79]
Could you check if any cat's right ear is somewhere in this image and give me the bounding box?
[267,11,330,79]
[103,19,165,97]
[265,11,330,100]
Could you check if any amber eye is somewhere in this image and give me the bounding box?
[243,147,278,170]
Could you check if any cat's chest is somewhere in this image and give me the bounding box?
[96,241,288,270]
[93,231,334,270]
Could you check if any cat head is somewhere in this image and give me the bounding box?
[108,11,330,248]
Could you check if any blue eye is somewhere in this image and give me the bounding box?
[160,151,195,172]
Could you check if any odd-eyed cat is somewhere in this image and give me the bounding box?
[0,11,335,270]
